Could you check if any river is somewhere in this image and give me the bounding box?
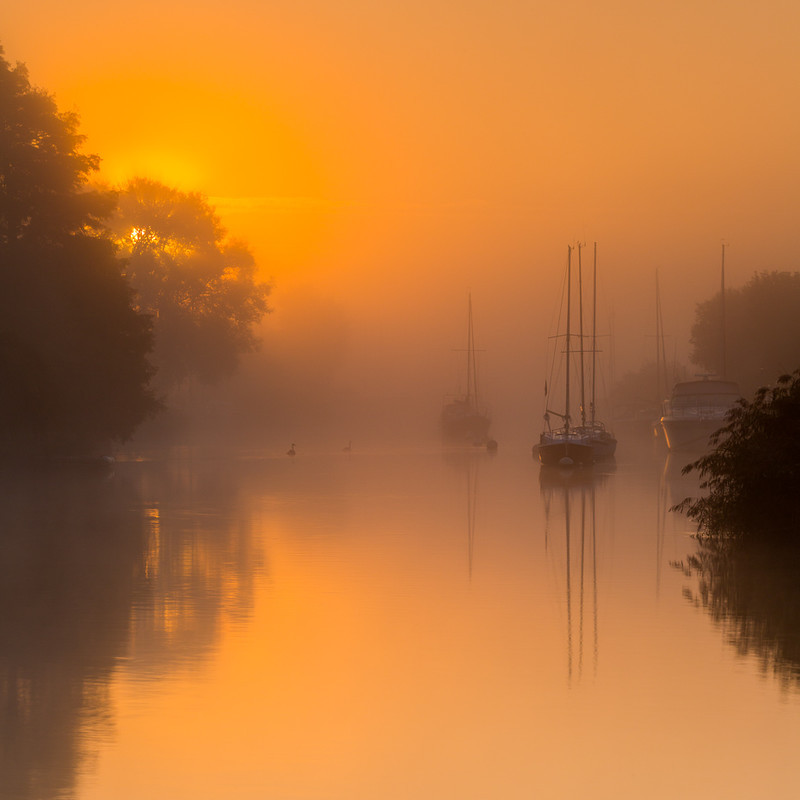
[1,432,798,799]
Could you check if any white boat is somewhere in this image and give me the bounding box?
[659,377,740,451]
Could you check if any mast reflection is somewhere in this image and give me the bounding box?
[442,447,486,580]
[540,465,611,685]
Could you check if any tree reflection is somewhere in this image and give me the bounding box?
[0,457,267,799]
[125,457,265,676]
[0,465,145,800]
[678,538,800,688]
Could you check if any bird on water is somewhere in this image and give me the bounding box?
[287,443,296,456]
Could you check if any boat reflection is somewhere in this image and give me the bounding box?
[442,447,487,580]
[540,466,609,685]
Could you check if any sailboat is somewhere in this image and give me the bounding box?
[538,245,594,466]
[573,243,617,459]
[441,294,492,443]
[537,244,615,467]
[659,245,741,452]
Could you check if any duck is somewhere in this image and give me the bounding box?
[287,443,296,456]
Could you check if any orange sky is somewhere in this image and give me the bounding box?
[4,0,800,435]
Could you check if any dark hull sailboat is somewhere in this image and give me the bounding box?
[537,431,594,467]
[441,295,492,444]
[538,243,616,467]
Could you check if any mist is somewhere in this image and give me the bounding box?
[132,218,798,455]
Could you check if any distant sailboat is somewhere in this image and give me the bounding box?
[441,294,492,444]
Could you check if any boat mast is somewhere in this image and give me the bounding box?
[565,246,572,435]
[466,292,479,411]
[720,244,727,380]
[577,243,587,427]
[591,243,597,427]
[655,269,669,403]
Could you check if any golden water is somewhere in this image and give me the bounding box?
[1,437,798,799]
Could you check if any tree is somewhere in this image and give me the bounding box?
[690,271,800,395]
[674,370,800,540]
[110,178,271,390]
[0,47,159,455]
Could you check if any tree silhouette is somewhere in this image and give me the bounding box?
[0,47,158,455]
[674,370,800,540]
[111,178,271,389]
[690,271,800,395]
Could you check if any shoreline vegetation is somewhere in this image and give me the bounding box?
[673,370,800,542]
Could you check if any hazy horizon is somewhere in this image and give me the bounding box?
[5,0,800,446]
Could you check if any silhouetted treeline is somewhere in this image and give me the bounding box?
[110,178,272,392]
[0,47,273,455]
[675,370,800,540]
[691,270,800,395]
[0,47,158,455]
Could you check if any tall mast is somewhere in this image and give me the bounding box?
[655,269,667,403]
[577,243,587,427]
[591,243,597,427]
[565,246,572,434]
[720,244,727,379]
[466,293,476,407]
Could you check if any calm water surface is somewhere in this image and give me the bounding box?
[1,435,799,799]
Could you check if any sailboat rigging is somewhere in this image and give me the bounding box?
[441,294,492,444]
[574,243,617,458]
[537,244,616,467]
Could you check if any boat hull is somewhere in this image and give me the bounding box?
[537,434,594,467]
[659,416,726,452]
[587,433,617,460]
[659,378,740,452]
[440,407,491,444]
[575,425,617,460]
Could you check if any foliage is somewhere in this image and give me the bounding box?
[674,370,800,540]
[0,47,159,455]
[0,54,114,245]
[690,271,800,395]
[110,178,271,389]
[675,537,800,687]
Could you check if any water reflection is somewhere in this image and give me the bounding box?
[2,445,799,799]
[677,538,800,690]
[0,464,145,800]
[0,456,267,800]
[441,447,487,580]
[539,466,611,686]
[125,457,265,678]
